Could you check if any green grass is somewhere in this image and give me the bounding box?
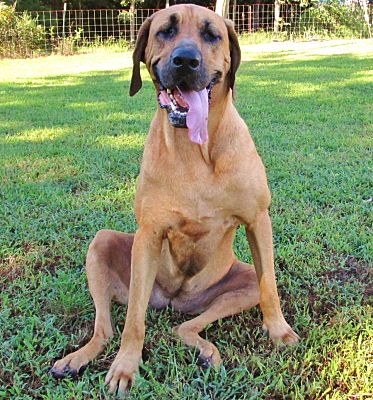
[0,42,372,399]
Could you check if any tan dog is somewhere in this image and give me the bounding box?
[51,4,299,395]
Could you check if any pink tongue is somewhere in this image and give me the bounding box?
[181,89,209,144]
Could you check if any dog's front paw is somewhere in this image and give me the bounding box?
[263,318,300,346]
[105,352,140,396]
[50,351,88,379]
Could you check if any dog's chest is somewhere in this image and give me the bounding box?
[163,210,237,276]
[138,156,237,220]
[137,157,240,285]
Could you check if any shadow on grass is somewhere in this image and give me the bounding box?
[0,54,371,133]
[0,72,152,136]
[0,52,371,255]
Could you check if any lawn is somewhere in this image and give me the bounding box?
[0,40,372,399]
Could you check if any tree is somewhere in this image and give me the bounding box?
[273,0,280,32]
[121,0,143,43]
[215,0,229,18]
[359,0,371,38]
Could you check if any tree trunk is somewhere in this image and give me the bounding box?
[360,0,371,38]
[130,0,135,44]
[216,0,230,18]
[61,1,68,54]
[232,0,237,26]
[274,0,281,32]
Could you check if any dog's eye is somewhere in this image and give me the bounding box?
[201,30,221,44]
[158,26,176,39]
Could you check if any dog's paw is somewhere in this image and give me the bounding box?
[105,353,140,396]
[50,352,87,379]
[174,323,222,369]
[263,318,300,346]
[197,343,222,369]
[50,364,80,379]
[197,354,214,369]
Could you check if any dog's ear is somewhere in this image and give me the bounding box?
[129,16,153,96]
[224,19,241,90]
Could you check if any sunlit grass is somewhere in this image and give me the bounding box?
[0,41,372,399]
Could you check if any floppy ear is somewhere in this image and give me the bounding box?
[224,19,241,90]
[129,16,153,96]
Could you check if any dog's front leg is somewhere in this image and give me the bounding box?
[105,226,162,395]
[246,210,299,345]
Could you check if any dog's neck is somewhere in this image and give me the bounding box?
[208,83,233,140]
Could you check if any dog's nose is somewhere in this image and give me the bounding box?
[171,46,201,72]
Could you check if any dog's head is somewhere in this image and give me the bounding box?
[129,4,241,144]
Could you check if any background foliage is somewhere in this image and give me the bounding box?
[0,3,45,58]
[304,0,370,37]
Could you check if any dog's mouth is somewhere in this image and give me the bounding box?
[157,79,217,145]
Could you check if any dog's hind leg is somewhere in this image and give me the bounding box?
[174,262,259,368]
[50,230,134,378]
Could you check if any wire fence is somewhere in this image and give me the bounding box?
[229,3,372,36]
[31,8,157,52]
[1,3,372,58]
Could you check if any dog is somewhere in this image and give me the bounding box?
[51,4,299,394]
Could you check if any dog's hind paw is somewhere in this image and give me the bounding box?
[196,342,222,369]
[197,349,222,369]
[197,354,214,369]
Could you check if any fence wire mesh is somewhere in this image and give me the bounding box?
[1,4,372,58]
[229,3,372,36]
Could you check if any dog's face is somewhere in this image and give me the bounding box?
[130,5,240,143]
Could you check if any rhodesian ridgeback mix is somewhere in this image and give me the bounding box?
[51,4,299,394]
